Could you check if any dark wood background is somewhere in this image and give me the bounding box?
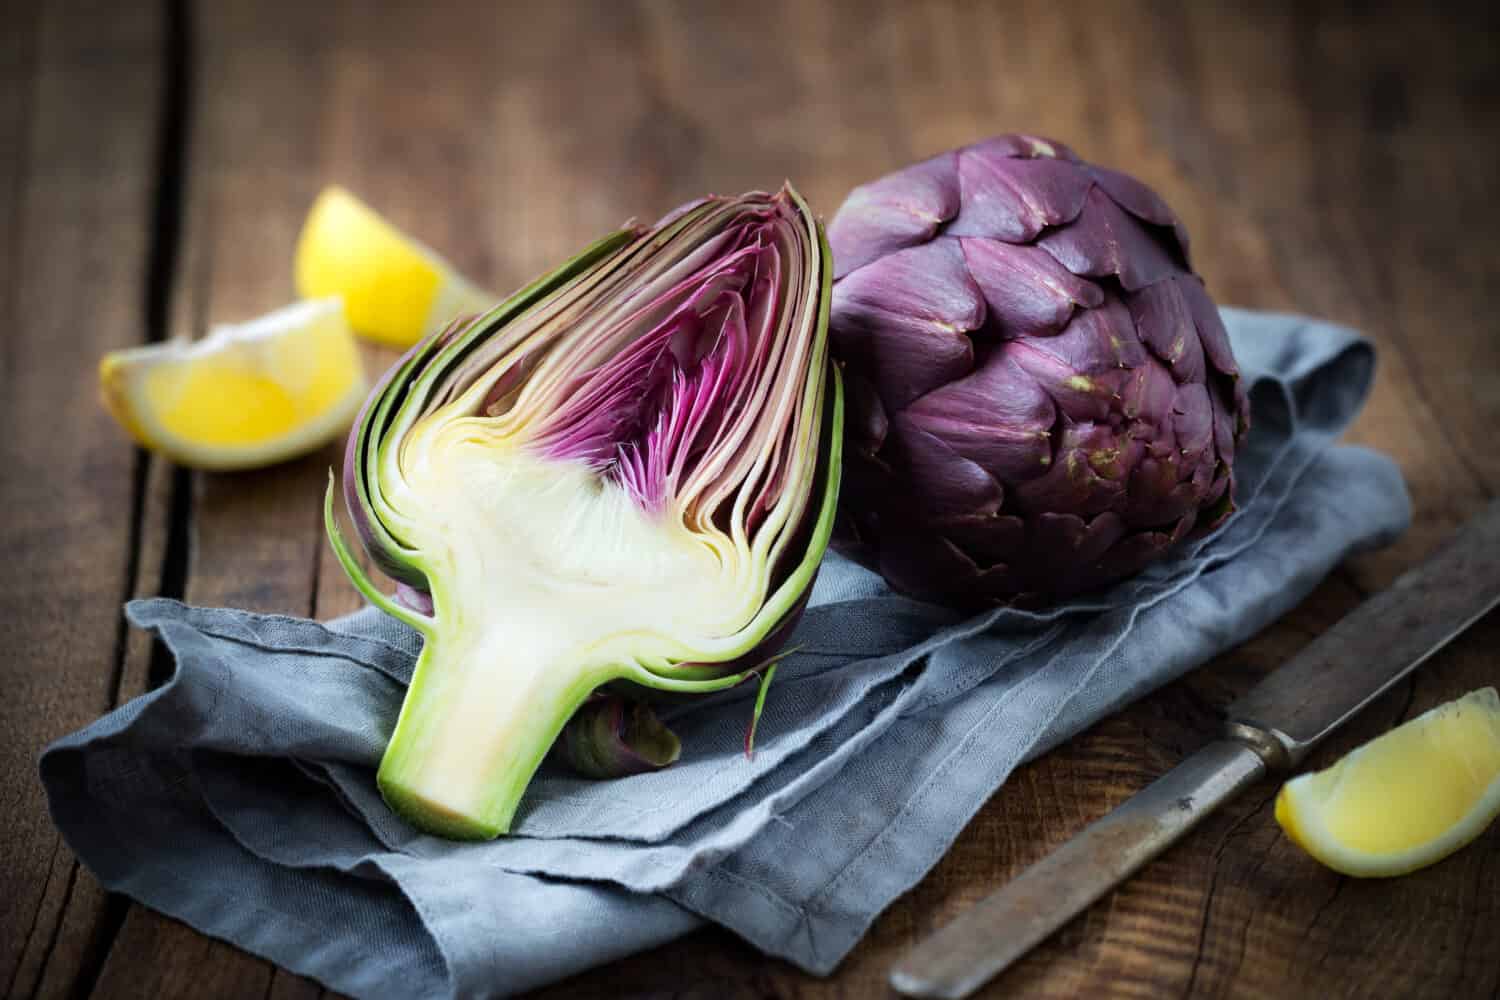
[3,1,1496,997]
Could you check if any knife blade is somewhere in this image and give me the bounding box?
[891,499,1500,1000]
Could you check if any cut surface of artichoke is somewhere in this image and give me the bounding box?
[329,188,839,838]
[381,441,759,828]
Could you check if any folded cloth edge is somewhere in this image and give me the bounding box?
[36,308,1412,997]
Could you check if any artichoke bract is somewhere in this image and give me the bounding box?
[827,135,1249,607]
[327,187,841,839]
[557,696,683,780]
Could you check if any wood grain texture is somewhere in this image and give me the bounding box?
[0,4,163,998]
[7,0,1497,998]
[89,2,338,996]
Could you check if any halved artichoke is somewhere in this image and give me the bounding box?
[327,188,841,839]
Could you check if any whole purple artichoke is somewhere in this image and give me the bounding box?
[828,135,1249,607]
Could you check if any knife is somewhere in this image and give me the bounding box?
[891,499,1500,1000]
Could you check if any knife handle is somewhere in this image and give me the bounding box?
[890,741,1266,999]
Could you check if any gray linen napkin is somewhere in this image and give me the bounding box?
[41,309,1411,998]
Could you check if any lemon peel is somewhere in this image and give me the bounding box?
[99,298,367,470]
[1276,687,1500,877]
[294,186,490,348]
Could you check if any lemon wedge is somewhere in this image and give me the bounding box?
[294,186,491,348]
[1275,686,1500,877]
[99,298,368,471]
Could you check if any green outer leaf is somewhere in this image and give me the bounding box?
[560,699,683,779]
[324,475,432,635]
[745,660,780,758]
[347,316,487,590]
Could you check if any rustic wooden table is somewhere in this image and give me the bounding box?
[5,1,1497,997]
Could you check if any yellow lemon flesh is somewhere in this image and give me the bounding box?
[99,298,368,471]
[1275,686,1500,877]
[294,186,491,348]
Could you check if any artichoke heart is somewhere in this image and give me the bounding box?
[327,187,840,839]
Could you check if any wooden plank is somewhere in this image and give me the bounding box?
[541,0,1500,997]
[57,0,1500,998]
[0,3,164,998]
[88,0,502,996]
[313,0,531,620]
[84,0,326,994]
[90,0,338,993]
[1160,1,1495,578]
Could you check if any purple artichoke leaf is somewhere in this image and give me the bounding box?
[1179,274,1240,377]
[1086,163,1193,262]
[1036,185,1178,291]
[1033,510,1127,565]
[827,134,1250,607]
[842,370,889,454]
[888,415,1004,519]
[829,241,982,410]
[950,147,1092,242]
[959,237,1101,336]
[965,133,1082,162]
[393,582,434,617]
[827,151,961,280]
[902,355,1055,483]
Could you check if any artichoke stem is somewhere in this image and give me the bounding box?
[377,632,605,839]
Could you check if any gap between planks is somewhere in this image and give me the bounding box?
[28,2,195,998]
